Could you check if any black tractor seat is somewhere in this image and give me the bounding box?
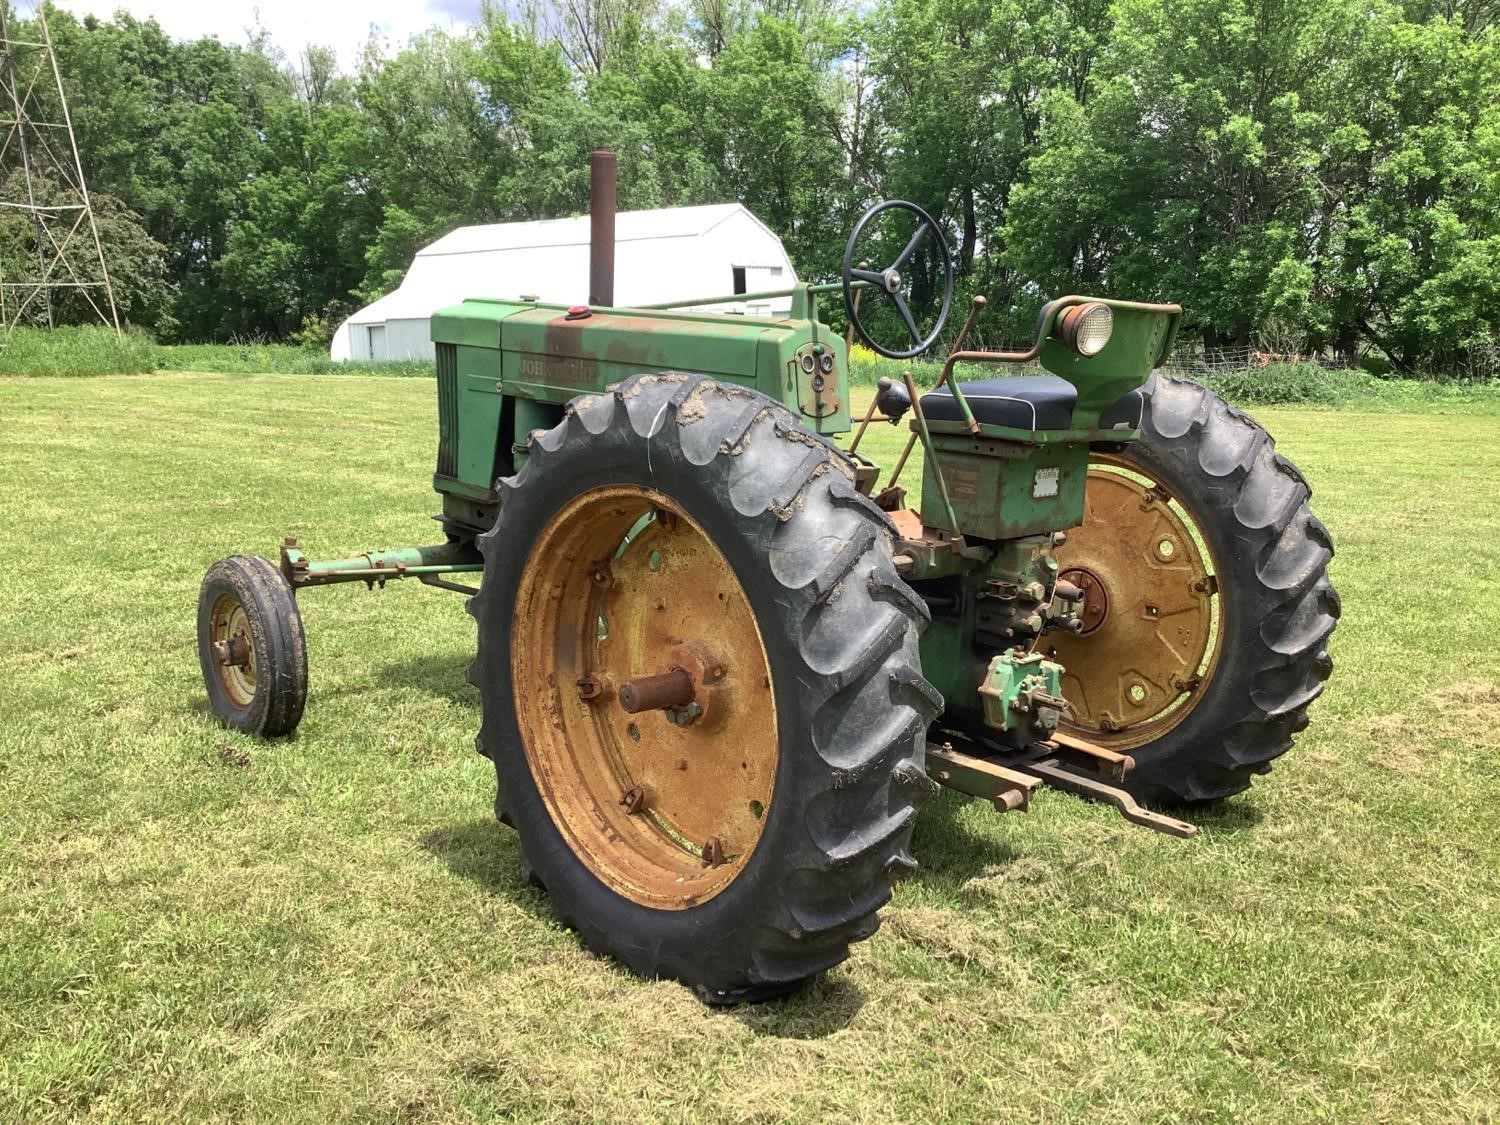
[920,375,1145,432]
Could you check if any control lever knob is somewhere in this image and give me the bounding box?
[875,376,913,424]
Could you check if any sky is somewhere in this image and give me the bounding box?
[48,0,484,70]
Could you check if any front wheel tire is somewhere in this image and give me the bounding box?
[197,555,308,737]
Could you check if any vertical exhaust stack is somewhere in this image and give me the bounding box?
[589,148,617,308]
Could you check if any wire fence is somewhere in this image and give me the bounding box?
[1160,344,1500,381]
[1158,348,1354,379]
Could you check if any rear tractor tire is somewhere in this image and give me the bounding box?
[468,374,940,1002]
[1049,375,1340,806]
[197,555,308,737]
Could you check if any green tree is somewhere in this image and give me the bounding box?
[1004,0,1355,348]
[867,0,1115,340]
[703,16,847,275]
[15,0,1494,370]
[1320,13,1499,372]
[0,170,169,331]
[207,46,384,339]
[353,15,576,301]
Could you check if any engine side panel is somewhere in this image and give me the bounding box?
[429,297,851,509]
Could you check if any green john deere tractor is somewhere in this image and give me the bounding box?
[197,150,1338,1002]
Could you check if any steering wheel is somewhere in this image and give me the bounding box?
[842,199,955,360]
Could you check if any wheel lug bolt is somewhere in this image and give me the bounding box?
[619,786,646,815]
[576,675,602,701]
[701,836,726,868]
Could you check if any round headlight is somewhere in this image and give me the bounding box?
[1059,303,1114,357]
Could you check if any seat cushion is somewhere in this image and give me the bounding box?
[921,376,1077,430]
[921,376,1146,432]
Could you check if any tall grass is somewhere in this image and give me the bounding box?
[1199,362,1500,412]
[0,325,158,376]
[0,328,432,378]
[158,343,431,376]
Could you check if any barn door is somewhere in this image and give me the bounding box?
[741,265,785,315]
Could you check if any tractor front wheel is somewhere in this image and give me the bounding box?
[1049,375,1340,806]
[469,374,939,1002]
[197,555,308,737]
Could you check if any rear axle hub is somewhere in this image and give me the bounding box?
[618,667,696,714]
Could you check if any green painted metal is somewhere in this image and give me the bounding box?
[280,541,482,588]
[1037,301,1178,422]
[905,384,964,537]
[509,397,556,472]
[905,298,1179,543]
[913,533,1062,713]
[238,169,1205,840]
[927,296,1181,451]
[924,743,1039,811]
[318,270,1183,810]
[977,650,1066,747]
[920,434,1091,540]
[428,285,852,505]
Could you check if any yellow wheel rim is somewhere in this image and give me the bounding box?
[208,594,257,708]
[1047,456,1223,750]
[510,485,778,909]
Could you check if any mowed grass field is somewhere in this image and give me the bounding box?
[2,372,1498,1123]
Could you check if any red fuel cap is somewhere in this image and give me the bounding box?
[565,305,592,320]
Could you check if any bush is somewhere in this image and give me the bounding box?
[1197,362,1371,405]
[289,300,353,352]
[0,325,159,375]
[1198,362,1500,411]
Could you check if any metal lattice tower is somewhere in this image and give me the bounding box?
[0,1,119,338]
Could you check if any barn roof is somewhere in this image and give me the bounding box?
[420,203,758,257]
[344,202,794,328]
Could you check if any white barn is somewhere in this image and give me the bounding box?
[331,203,798,362]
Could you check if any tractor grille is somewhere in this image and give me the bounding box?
[435,342,459,480]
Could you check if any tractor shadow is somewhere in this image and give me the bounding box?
[726,973,867,1040]
[421,818,868,1039]
[906,792,1023,894]
[318,652,479,708]
[1179,799,1263,834]
[421,819,533,903]
[902,787,1261,896]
